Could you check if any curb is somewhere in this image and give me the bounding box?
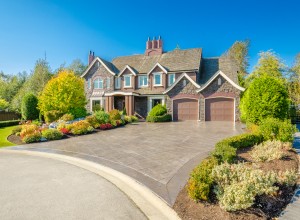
[0,149,180,220]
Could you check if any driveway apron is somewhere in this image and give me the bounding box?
[8,121,244,205]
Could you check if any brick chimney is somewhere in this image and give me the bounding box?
[88,51,95,65]
[145,36,163,56]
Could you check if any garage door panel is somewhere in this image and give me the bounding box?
[205,98,234,121]
[173,99,198,121]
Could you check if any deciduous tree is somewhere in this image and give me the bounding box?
[38,70,86,118]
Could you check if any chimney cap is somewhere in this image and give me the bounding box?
[158,36,161,40]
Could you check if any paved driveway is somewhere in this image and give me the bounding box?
[9,121,244,205]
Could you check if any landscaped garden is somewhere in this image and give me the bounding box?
[173,51,300,219]
[0,69,138,146]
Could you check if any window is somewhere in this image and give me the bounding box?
[153,73,162,86]
[124,75,131,87]
[183,79,187,86]
[106,77,110,88]
[88,78,91,89]
[138,75,148,87]
[168,74,175,86]
[218,77,222,85]
[115,77,121,89]
[94,78,103,89]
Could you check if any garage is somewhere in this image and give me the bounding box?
[173,99,198,121]
[205,98,234,121]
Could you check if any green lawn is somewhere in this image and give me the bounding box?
[0,125,18,147]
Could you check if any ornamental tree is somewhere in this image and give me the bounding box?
[240,76,289,124]
[0,98,9,110]
[21,93,39,120]
[38,70,87,118]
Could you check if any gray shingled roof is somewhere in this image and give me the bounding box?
[112,48,202,74]
[199,57,238,85]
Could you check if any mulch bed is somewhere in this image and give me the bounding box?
[173,146,299,220]
[7,134,23,145]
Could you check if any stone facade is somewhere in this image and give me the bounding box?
[166,77,200,115]
[134,97,148,118]
[84,62,115,111]
[199,76,241,121]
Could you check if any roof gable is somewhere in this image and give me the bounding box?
[118,65,137,76]
[81,57,116,77]
[197,70,245,92]
[163,73,200,94]
[147,63,168,75]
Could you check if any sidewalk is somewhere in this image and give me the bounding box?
[279,130,300,220]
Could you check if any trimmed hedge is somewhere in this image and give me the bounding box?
[146,114,172,122]
[21,93,39,120]
[210,133,264,164]
[215,133,264,150]
[148,104,167,117]
[0,120,21,128]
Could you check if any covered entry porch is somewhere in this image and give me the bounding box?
[104,92,139,116]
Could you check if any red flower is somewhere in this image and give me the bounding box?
[59,128,69,134]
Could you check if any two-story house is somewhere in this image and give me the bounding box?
[81,37,245,121]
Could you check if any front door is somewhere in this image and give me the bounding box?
[152,99,162,108]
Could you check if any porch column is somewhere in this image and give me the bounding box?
[125,96,129,115]
[128,96,134,116]
[105,97,109,112]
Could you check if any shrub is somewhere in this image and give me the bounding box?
[259,118,297,142]
[11,126,22,135]
[146,114,172,122]
[277,170,298,186]
[122,107,127,116]
[70,120,94,135]
[215,133,264,150]
[240,76,289,123]
[148,104,167,117]
[109,109,121,120]
[212,163,278,211]
[131,115,138,122]
[42,129,63,140]
[21,93,39,120]
[38,70,87,117]
[211,143,237,163]
[44,110,63,123]
[250,140,291,162]
[124,115,132,123]
[94,110,110,124]
[59,113,74,121]
[99,123,113,130]
[85,115,100,128]
[22,130,42,143]
[69,107,87,118]
[110,120,117,127]
[59,127,70,135]
[187,157,218,201]
[0,120,21,128]
[20,124,39,139]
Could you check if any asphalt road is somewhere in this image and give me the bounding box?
[0,152,147,220]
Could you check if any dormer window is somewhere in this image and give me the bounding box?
[153,73,162,86]
[138,75,148,87]
[94,78,103,89]
[124,75,132,88]
[168,74,175,86]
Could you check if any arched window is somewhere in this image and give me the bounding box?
[218,77,222,86]
[94,78,103,89]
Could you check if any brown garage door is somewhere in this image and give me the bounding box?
[173,99,198,121]
[205,98,234,121]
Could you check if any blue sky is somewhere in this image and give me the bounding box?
[0,0,299,74]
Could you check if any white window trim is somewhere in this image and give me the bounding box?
[90,97,106,112]
[168,73,175,86]
[138,75,148,88]
[115,77,121,89]
[153,72,162,86]
[124,75,132,88]
[94,78,103,89]
[147,96,166,113]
